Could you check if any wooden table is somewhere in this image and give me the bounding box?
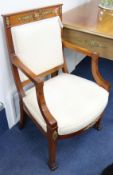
[63,0,113,60]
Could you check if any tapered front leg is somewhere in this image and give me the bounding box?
[48,128,58,170]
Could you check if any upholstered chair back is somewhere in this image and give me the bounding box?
[11,16,64,75]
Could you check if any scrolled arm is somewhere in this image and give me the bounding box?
[11,53,57,128]
[35,81,57,129]
[91,53,111,92]
[62,40,111,92]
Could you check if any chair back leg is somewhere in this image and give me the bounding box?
[19,100,26,129]
[94,113,103,131]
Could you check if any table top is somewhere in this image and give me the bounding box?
[63,0,113,39]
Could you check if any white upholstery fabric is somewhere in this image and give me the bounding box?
[23,73,109,135]
[11,16,64,75]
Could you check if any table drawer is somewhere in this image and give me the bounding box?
[63,28,113,60]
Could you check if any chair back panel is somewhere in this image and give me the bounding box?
[11,16,64,75]
[2,4,62,93]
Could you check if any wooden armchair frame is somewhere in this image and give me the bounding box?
[2,4,110,170]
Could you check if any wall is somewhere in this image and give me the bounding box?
[0,0,90,128]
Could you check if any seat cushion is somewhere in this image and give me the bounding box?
[23,73,109,135]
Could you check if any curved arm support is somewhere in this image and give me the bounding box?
[91,53,111,92]
[11,53,57,129]
[35,81,58,130]
[62,40,111,92]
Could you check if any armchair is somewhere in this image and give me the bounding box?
[3,4,110,170]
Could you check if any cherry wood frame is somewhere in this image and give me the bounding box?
[2,4,110,170]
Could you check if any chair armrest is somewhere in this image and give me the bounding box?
[35,81,58,129]
[62,40,111,92]
[62,39,93,57]
[11,54,57,129]
[11,54,38,83]
[91,53,111,92]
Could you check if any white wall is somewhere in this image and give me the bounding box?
[0,0,90,128]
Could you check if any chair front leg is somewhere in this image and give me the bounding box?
[47,127,58,170]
